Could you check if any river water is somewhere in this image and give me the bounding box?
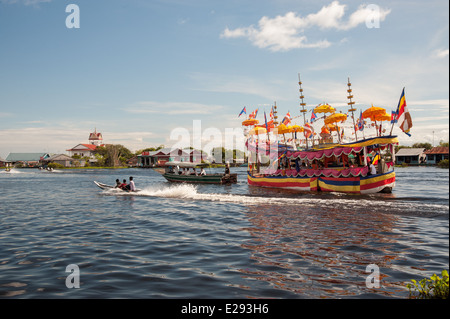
[0,166,448,299]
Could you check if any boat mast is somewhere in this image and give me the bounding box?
[298,74,308,148]
[347,77,358,141]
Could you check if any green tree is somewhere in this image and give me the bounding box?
[412,142,432,150]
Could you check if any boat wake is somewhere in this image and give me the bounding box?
[100,183,449,216]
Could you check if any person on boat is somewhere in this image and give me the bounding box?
[125,176,136,192]
[114,179,121,188]
[200,167,206,176]
[119,179,128,189]
[369,162,377,175]
[224,163,230,175]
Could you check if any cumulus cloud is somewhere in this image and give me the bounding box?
[221,1,391,52]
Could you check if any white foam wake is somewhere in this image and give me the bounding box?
[101,183,449,213]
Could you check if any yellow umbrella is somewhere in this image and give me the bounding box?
[314,103,335,114]
[249,126,267,135]
[362,106,386,121]
[292,125,304,132]
[275,124,289,134]
[324,112,347,125]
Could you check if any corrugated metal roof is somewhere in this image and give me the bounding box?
[395,148,425,156]
[424,147,449,155]
[6,153,50,162]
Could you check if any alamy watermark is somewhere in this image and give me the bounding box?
[365,264,380,288]
[65,4,80,29]
[66,264,80,288]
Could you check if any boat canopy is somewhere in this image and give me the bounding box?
[164,161,210,168]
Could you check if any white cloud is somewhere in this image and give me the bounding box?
[221,1,391,52]
[433,48,449,58]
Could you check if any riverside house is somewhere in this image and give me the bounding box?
[395,148,426,165]
[424,147,449,165]
[5,153,50,167]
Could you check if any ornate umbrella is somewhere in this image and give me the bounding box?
[314,103,336,114]
[324,112,347,143]
[242,118,259,126]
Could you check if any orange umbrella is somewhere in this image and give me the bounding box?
[242,119,259,126]
[362,106,386,121]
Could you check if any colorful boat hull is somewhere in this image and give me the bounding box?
[318,171,395,194]
[247,170,395,194]
[248,172,318,191]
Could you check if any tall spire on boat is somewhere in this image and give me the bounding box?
[273,101,278,126]
[298,73,309,148]
[347,77,358,140]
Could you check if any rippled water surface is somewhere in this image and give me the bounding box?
[0,166,448,298]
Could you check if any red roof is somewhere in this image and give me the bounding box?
[67,144,98,151]
[424,147,449,155]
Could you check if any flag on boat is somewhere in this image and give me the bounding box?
[238,106,246,117]
[357,110,364,131]
[249,109,258,119]
[311,110,317,123]
[264,111,268,130]
[269,106,274,119]
[304,122,313,138]
[395,88,412,136]
[281,112,291,125]
[390,110,398,124]
[372,153,381,165]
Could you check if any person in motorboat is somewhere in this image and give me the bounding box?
[119,179,128,189]
[224,163,230,175]
[200,167,206,176]
[125,176,136,192]
[114,179,121,188]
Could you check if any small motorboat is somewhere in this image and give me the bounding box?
[94,181,142,192]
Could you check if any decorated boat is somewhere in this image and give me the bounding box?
[241,76,412,194]
[159,162,237,184]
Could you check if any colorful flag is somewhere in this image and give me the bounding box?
[248,109,258,119]
[357,110,364,131]
[396,88,412,136]
[372,153,380,165]
[390,110,398,124]
[238,106,246,117]
[281,112,291,125]
[311,110,317,123]
[269,106,274,119]
[304,122,313,138]
[264,111,268,130]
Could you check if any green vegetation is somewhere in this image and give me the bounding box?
[407,270,449,299]
[437,159,449,168]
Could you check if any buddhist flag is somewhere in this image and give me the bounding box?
[396,88,412,136]
[281,112,291,125]
[304,122,313,138]
[238,106,246,117]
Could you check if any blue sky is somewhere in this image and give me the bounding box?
[0,0,448,158]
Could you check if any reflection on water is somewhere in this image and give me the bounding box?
[240,203,411,297]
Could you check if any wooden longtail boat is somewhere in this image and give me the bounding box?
[159,162,237,184]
